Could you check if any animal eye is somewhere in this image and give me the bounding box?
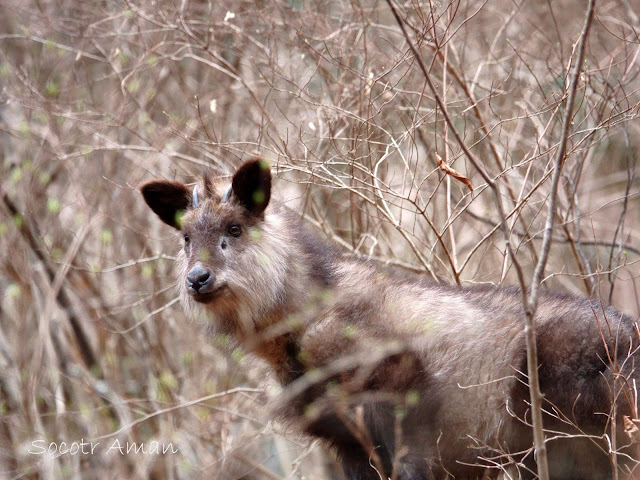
[183,233,190,244]
[228,225,242,237]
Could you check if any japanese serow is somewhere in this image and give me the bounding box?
[141,158,640,479]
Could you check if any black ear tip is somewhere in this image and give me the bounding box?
[231,158,272,214]
[235,157,272,182]
[139,181,169,209]
[139,181,159,204]
[139,180,165,196]
[139,182,152,197]
[139,180,190,229]
[245,157,271,176]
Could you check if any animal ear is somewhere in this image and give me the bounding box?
[140,180,190,229]
[231,158,271,215]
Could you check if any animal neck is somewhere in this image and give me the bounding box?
[239,221,339,385]
[243,279,331,384]
[250,332,305,385]
[247,259,338,385]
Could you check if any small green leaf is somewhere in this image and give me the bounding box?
[196,406,210,420]
[214,335,230,348]
[405,390,420,406]
[252,190,265,205]
[204,380,216,395]
[343,324,357,340]
[394,405,407,419]
[126,79,140,94]
[231,348,245,363]
[44,80,59,97]
[142,264,154,278]
[139,112,151,124]
[159,370,178,391]
[248,227,262,241]
[17,121,30,135]
[7,284,21,299]
[47,198,61,214]
[101,229,113,244]
[11,168,22,182]
[182,351,194,367]
[174,210,185,228]
[79,403,91,416]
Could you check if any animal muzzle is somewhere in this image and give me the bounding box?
[186,265,215,295]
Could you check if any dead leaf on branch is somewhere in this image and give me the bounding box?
[624,415,640,442]
[435,153,473,192]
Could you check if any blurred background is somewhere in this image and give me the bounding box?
[0,0,638,478]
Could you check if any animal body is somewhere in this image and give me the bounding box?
[141,158,640,479]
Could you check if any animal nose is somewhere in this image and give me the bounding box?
[186,265,214,294]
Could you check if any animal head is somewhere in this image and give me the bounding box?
[140,158,292,336]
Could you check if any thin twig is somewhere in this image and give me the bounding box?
[90,387,263,442]
[524,1,597,478]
